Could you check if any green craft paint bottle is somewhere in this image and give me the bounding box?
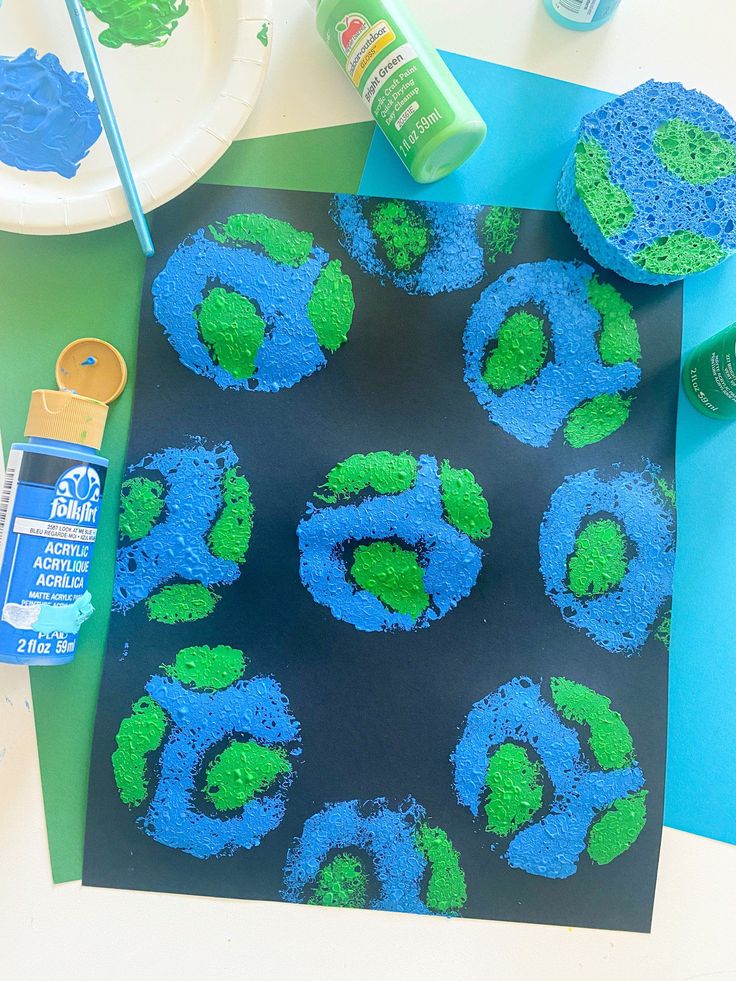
[682,322,736,420]
[307,0,487,184]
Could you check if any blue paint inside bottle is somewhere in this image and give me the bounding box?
[543,0,621,30]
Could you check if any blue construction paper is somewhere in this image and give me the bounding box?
[360,53,736,846]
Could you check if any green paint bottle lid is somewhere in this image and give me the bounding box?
[55,338,128,405]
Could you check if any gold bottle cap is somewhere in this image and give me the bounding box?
[25,390,109,450]
[55,338,127,405]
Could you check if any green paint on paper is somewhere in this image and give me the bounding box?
[317,451,417,503]
[81,0,188,49]
[656,610,672,649]
[208,468,254,563]
[551,676,635,771]
[146,582,219,624]
[575,139,635,237]
[633,229,726,277]
[414,823,467,913]
[307,259,355,352]
[351,541,429,619]
[112,696,167,807]
[119,476,164,542]
[164,644,245,692]
[369,199,430,271]
[482,206,520,262]
[656,476,676,509]
[209,213,313,267]
[564,393,632,448]
[568,518,628,598]
[309,854,368,909]
[483,310,548,391]
[587,277,640,366]
[198,287,266,380]
[256,22,269,47]
[654,118,736,185]
[484,743,544,836]
[439,460,492,541]
[204,740,291,812]
[587,790,648,865]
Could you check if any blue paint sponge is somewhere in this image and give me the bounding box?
[558,80,736,285]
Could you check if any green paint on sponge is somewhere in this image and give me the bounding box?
[568,518,628,597]
[146,583,219,624]
[369,199,430,271]
[307,259,355,352]
[633,229,726,277]
[204,740,291,811]
[351,541,429,618]
[309,854,368,909]
[119,477,165,542]
[208,467,254,563]
[575,138,635,238]
[654,118,736,186]
[587,790,648,865]
[482,206,520,262]
[414,823,467,913]
[483,310,548,392]
[317,451,417,503]
[484,743,544,836]
[112,696,167,807]
[209,213,313,267]
[587,277,641,366]
[164,644,245,691]
[564,393,632,448]
[198,287,266,380]
[551,676,635,771]
[439,460,492,541]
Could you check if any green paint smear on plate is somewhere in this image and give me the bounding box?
[309,854,368,909]
[307,259,355,352]
[198,287,266,380]
[483,310,548,392]
[575,138,635,238]
[204,740,291,812]
[439,460,492,541]
[208,467,254,563]
[119,476,164,542]
[633,229,726,277]
[482,206,521,262]
[414,822,467,913]
[568,517,628,598]
[209,213,313,267]
[257,22,269,47]
[82,0,188,49]
[164,644,245,691]
[317,451,417,503]
[654,118,736,185]
[587,277,641,366]
[551,676,635,771]
[146,582,219,624]
[564,393,632,448]
[484,743,544,836]
[112,695,167,807]
[587,790,648,865]
[351,541,429,619]
[370,199,430,271]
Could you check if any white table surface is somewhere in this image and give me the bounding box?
[2,2,736,979]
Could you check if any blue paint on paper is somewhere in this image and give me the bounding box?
[464,260,640,447]
[452,676,645,879]
[539,468,675,654]
[282,798,431,913]
[0,48,101,178]
[113,441,240,613]
[331,194,486,294]
[143,672,300,859]
[297,455,483,632]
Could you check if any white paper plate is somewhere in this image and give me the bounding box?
[0,0,272,235]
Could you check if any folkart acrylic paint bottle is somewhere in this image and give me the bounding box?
[682,322,736,420]
[307,0,487,183]
[543,0,622,30]
[0,339,126,665]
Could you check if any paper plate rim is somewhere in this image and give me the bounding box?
[0,0,273,237]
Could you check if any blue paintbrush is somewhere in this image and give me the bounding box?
[63,0,155,257]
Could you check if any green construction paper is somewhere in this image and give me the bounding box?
[0,124,372,883]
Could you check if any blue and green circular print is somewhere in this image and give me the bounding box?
[464,259,641,448]
[539,467,675,655]
[331,194,520,295]
[114,439,253,624]
[297,452,493,632]
[112,644,301,859]
[452,675,647,880]
[152,213,355,392]
[282,798,466,916]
